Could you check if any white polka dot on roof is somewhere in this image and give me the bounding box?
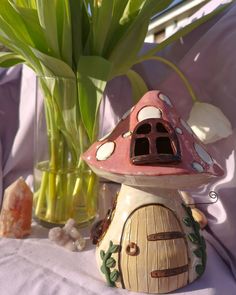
[96,142,115,161]
[192,162,204,172]
[194,143,213,165]
[122,131,132,138]
[137,106,162,122]
[158,93,173,107]
[175,127,183,134]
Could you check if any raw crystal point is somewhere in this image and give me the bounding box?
[0,177,33,238]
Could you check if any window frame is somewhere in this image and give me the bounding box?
[130,118,181,165]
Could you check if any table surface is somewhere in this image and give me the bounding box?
[0,222,235,295]
[0,183,235,295]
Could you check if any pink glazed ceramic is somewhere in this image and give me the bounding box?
[82,90,223,293]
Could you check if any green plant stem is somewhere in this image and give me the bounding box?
[35,171,48,216]
[33,78,98,225]
[135,55,198,103]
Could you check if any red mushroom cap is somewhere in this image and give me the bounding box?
[82,91,223,188]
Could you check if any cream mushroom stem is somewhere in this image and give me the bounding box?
[135,56,198,103]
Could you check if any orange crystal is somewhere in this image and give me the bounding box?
[0,177,33,238]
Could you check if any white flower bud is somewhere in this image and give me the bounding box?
[187,102,232,144]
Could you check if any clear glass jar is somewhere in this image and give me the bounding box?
[33,76,98,226]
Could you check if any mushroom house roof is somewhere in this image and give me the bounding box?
[82,91,223,188]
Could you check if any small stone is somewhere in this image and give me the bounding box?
[48,218,86,251]
[74,238,86,251]
[0,177,33,238]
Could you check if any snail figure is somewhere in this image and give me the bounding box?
[83,91,223,293]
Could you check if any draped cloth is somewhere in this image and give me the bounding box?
[0,1,236,294]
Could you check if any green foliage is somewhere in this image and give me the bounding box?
[110,269,119,282]
[100,241,120,287]
[100,250,105,260]
[0,0,231,142]
[106,257,116,268]
[182,203,207,277]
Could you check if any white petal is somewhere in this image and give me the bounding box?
[187,102,232,144]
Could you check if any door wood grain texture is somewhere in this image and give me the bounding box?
[119,204,189,293]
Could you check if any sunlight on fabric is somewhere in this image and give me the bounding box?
[194,52,201,62]
[210,150,235,224]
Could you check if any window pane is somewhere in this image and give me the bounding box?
[156,137,174,154]
[136,123,151,134]
[135,138,150,156]
[156,123,168,133]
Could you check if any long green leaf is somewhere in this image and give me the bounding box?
[120,0,145,24]
[107,0,173,76]
[92,0,114,55]
[0,52,24,67]
[31,48,75,78]
[56,0,72,67]
[126,69,148,103]
[36,0,60,58]
[69,0,90,67]
[77,55,112,80]
[11,0,37,9]
[1,0,35,47]
[0,25,43,73]
[10,4,48,53]
[77,55,112,141]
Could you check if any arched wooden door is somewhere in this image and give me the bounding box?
[119,204,189,293]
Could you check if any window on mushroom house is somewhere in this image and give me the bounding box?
[130,119,181,165]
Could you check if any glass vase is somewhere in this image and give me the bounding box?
[33,76,98,227]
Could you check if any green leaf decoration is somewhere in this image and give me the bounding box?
[183,216,192,227]
[201,236,206,250]
[100,264,106,274]
[109,240,114,248]
[110,244,120,254]
[194,248,203,258]
[196,264,205,276]
[100,250,105,260]
[110,269,119,283]
[105,257,116,268]
[194,221,201,231]
[188,233,199,244]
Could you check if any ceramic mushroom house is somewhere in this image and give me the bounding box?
[82,90,223,294]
